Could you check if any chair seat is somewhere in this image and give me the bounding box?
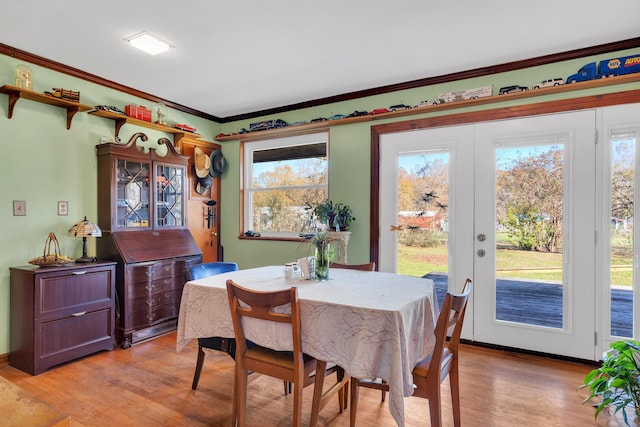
[245,346,315,371]
[412,348,452,378]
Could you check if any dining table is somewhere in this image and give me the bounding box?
[176,265,439,427]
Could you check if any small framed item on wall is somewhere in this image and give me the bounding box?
[58,201,68,216]
[13,200,26,216]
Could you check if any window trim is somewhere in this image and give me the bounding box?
[240,131,329,240]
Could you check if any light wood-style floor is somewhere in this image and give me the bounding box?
[0,332,628,426]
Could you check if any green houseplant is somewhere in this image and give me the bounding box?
[582,340,640,426]
[306,200,356,231]
[309,232,335,280]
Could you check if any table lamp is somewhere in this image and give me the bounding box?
[68,216,102,263]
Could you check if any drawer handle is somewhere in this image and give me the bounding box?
[146,285,153,291]
[72,271,87,275]
[145,272,152,278]
[71,311,87,317]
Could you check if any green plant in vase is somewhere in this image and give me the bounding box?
[310,232,335,280]
[581,340,640,426]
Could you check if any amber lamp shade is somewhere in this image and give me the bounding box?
[68,216,102,263]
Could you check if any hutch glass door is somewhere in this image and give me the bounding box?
[155,163,185,227]
[116,159,150,228]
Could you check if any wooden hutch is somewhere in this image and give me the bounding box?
[96,132,201,348]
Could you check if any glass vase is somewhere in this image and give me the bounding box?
[315,241,331,281]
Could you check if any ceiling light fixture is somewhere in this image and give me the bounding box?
[125,31,173,55]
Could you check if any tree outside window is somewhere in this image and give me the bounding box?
[243,133,328,237]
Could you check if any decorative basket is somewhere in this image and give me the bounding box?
[29,232,74,266]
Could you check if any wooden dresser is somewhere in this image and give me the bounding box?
[9,262,116,375]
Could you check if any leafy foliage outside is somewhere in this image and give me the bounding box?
[496,147,563,253]
[397,228,446,248]
[251,159,327,233]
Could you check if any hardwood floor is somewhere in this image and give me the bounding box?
[0,332,627,426]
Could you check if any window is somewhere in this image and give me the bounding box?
[243,132,328,237]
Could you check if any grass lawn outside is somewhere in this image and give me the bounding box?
[398,243,633,286]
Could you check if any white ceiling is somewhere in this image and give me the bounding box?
[2,0,640,119]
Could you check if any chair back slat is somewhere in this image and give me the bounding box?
[329,262,376,271]
[428,279,472,374]
[226,280,302,357]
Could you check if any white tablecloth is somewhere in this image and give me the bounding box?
[176,265,438,426]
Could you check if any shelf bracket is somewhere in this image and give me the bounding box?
[113,118,127,138]
[5,92,20,119]
[66,106,81,130]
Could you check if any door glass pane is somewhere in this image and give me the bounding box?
[116,159,150,228]
[610,131,635,337]
[156,164,184,227]
[495,141,565,328]
[397,149,449,306]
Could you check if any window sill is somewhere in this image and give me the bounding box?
[238,235,308,243]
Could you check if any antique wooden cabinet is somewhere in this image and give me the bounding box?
[96,133,201,348]
[9,262,117,375]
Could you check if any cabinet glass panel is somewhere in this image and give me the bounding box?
[116,159,150,228]
[156,164,184,227]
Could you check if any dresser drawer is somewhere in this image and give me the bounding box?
[39,308,114,357]
[126,276,181,299]
[127,300,179,329]
[36,269,113,319]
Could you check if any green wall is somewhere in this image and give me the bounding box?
[1,47,640,356]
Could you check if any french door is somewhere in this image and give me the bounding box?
[599,104,640,352]
[379,111,597,359]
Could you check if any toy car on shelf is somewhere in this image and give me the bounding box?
[499,85,529,95]
[249,119,288,132]
[328,114,347,120]
[94,105,127,115]
[44,88,80,102]
[414,100,433,108]
[369,108,389,115]
[310,117,328,122]
[389,104,413,111]
[348,110,368,117]
[533,78,564,89]
[437,85,493,103]
[289,121,308,126]
[173,123,197,133]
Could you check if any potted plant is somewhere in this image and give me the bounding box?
[306,200,356,231]
[581,340,640,426]
[299,232,336,280]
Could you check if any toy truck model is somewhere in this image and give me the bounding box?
[566,54,640,83]
[435,85,492,104]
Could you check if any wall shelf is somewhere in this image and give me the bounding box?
[88,109,203,145]
[214,73,640,142]
[0,85,92,129]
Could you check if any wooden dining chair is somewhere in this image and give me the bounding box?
[350,278,472,427]
[226,279,346,427]
[326,261,376,408]
[329,262,376,271]
[184,261,239,390]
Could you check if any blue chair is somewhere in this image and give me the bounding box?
[184,262,239,390]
